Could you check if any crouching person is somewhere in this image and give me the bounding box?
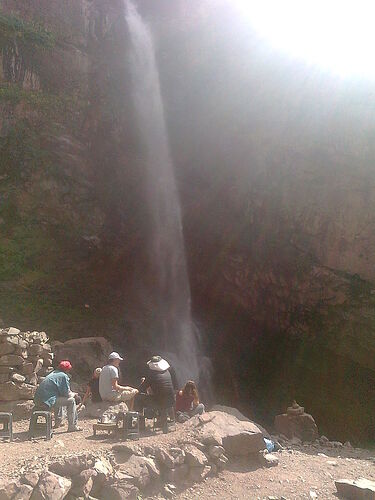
[99,352,138,410]
[34,360,82,432]
[176,380,205,423]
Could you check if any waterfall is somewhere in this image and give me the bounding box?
[124,0,199,384]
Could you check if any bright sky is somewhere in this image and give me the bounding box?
[233,0,375,79]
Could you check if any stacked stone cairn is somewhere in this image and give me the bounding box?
[0,327,53,410]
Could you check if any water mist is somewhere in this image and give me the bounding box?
[124,0,200,385]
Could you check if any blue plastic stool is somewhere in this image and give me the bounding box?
[28,410,52,440]
[0,412,13,441]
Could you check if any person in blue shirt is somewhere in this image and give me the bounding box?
[34,360,81,432]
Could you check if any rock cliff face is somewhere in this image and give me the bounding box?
[1,0,375,441]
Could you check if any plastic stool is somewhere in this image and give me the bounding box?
[118,411,140,440]
[29,410,52,440]
[0,412,13,441]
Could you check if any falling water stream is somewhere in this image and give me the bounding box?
[124,0,200,384]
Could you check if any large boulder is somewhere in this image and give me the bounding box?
[211,405,270,437]
[185,411,265,456]
[335,478,375,499]
[52,337,112,380]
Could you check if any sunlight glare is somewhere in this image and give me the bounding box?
[234,0,375,79]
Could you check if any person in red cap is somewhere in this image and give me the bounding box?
[34,359,81,432]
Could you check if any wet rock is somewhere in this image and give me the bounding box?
[31,471,72,500]
[335,478,375,499]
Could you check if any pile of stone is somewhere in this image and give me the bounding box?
[274,400,319,442]
[0,327,53,413]
[0,411,276,499]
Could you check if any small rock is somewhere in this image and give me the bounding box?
[309,491,318,499]
[169,447,185,465]
[13,484,33,500]
[11,373,26,384]
[184,445,208,467]
[327,460,338,466]
[31,471,72,500]
[208,445,225,459]
[163,483,177,498]
[264,454,279,467]
[22,472,40,488]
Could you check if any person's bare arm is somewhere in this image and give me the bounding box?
[82,385,91,405]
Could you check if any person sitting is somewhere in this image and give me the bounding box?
[175,380,205,422]
[34,360,82,432]
[82,367,102,406]
[99,352,138,410]
[137,355,176,432]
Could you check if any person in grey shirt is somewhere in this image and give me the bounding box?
[99,352,138,410]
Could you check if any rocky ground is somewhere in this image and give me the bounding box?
[1,415,375,499]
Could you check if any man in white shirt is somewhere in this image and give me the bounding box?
[99,352,138,410]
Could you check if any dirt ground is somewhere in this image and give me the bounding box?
[1,418,375,499]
